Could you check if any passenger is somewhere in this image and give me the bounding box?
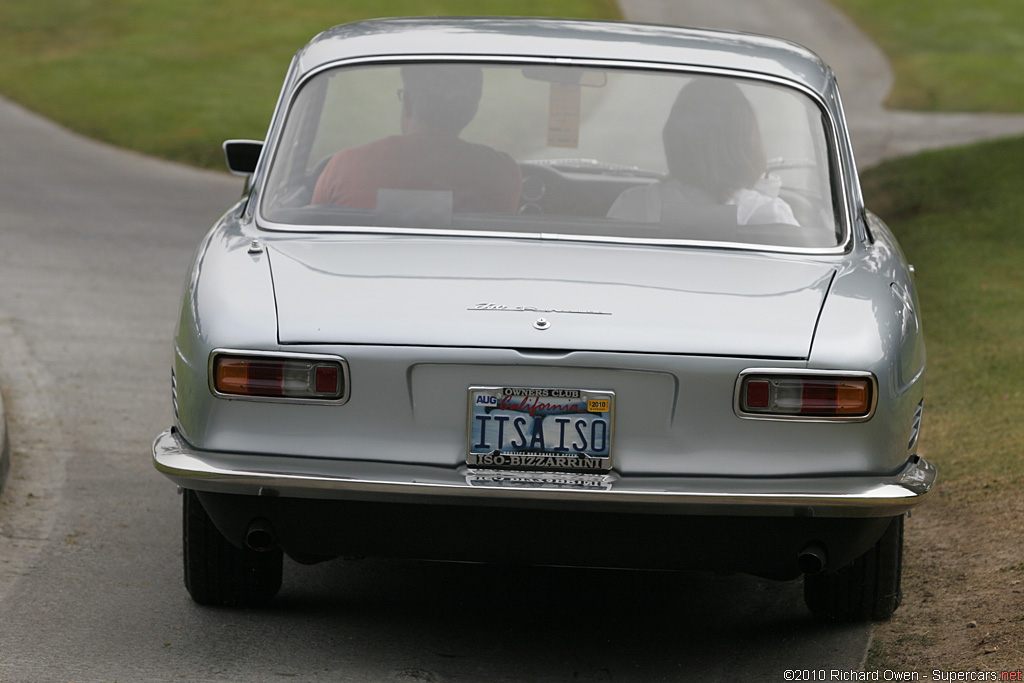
[607,78,797,226]
[313,64,522,212]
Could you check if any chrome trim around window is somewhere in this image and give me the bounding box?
[252,54,853,257]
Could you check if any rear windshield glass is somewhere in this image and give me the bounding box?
[260,62,843,249]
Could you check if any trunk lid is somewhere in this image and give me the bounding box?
[269,236,834,359]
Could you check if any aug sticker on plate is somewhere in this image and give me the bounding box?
[466,386,615,472]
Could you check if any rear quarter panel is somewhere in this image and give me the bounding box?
[173,209,279,445]
[809,212,925,471]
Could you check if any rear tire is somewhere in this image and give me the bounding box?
[182,489,283,606]
[803,515,903,621]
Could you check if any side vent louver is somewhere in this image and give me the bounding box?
[171,367,179,424]
[908,400,923,451]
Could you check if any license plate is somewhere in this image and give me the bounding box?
[466,386,615,472]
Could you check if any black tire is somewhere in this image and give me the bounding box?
[182,489,283,607]
[803,515,903,622]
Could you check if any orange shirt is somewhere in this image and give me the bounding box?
[312,133,522,213]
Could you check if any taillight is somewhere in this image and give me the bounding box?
[211,352,347,402]
[738,373,874,420]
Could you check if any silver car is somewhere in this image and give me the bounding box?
[153,17,935,621]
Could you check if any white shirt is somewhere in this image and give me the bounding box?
[607,175,798,226]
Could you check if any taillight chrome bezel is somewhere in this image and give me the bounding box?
[209,349,350,405]
[734,369,877,422]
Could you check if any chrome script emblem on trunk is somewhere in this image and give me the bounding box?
[468,303,611,315]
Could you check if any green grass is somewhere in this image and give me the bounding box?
[5,0,1021,166]
[863,137,1024,489]
[0,0,621,169]
[831,0,1024,112]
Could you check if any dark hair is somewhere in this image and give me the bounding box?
[662,78,766,202]
[400,64,484,135]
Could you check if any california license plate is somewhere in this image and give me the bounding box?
[466,387,615,472]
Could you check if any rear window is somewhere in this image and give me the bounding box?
[260,62,844,250]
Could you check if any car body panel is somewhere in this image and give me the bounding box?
[293,18,834,94]
[268,235,835,356]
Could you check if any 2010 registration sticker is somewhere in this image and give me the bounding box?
[466,387,615,472]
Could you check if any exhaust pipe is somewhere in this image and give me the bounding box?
[245,519,277,553]
[797,544,827,575]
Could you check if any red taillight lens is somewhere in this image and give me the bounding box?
[745,379,771,408]
[213,354,346,401]
[315,364,339,394]
[740,375,873,418]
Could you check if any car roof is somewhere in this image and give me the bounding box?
[294,17,833,95]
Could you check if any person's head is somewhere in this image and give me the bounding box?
[399,64,484,136]
[662,78,766,202]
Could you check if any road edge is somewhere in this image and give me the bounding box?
[0,388,8,495]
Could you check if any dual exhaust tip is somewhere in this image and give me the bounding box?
[245,519,277,553]
[797,543,827,575]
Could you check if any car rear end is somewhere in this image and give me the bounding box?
[153,18,934,619]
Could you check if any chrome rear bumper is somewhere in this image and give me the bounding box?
[153,427,936,518]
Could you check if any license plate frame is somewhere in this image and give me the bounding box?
[466,386,615,472]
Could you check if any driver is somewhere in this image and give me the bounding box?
[313,64,522,213]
